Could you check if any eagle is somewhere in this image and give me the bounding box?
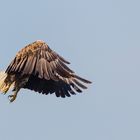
[0,40,91,102]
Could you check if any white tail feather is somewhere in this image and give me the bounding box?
[0,71,14,93]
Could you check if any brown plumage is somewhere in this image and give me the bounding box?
[0,40,92,102]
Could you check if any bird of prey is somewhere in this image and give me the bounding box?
[0,40,91,102]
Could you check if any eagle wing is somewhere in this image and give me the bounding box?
[6,41,91,97]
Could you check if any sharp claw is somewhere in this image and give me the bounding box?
[8,95,17,102]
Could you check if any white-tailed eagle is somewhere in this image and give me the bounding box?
[0,40,91,102]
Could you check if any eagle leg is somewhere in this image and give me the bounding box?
[8,89,19,103]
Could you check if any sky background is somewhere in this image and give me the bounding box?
[0,0,140,140]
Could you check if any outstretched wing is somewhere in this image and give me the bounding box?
[6,40,91,97]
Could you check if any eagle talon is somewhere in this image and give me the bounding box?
[8,94,17,102]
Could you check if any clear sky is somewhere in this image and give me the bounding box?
[0,0,140,140]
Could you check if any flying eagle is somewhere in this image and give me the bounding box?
[0,40,91,102]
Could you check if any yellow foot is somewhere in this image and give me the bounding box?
[8,94,17,102]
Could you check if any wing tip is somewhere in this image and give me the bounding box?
[74,75,92,84]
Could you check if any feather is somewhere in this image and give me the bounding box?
[73,74,92,84]
[4,40,91,100]
[72,79,87,89]
[71,83,82,93]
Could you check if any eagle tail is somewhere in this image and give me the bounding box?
[0,71,13,94]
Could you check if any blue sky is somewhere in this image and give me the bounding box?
[0,0,140,140]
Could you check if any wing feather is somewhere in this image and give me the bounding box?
[22,56,36,74]
[18,57,28,73]
[72,79,87,89]
[6,40,91,98]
